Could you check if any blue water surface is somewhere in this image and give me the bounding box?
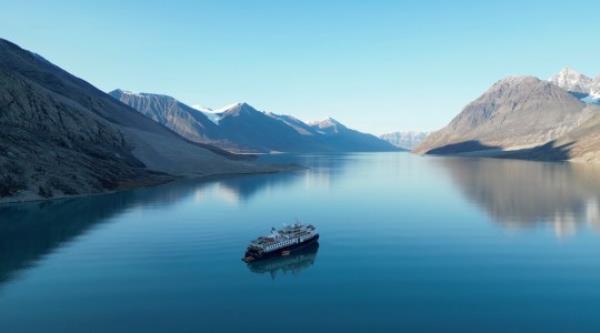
[1,152,600,333]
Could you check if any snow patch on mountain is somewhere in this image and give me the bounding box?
[201,111,223,125]
[380,131,430,150]
[309,117,346,135]
[213,102,246,114]
[548,67,600,104]
[191,102,261,124]
[191,104,222,124]
[549,67,593,94]
[113,88,141,97]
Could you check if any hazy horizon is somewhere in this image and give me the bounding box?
[3,0,600,134]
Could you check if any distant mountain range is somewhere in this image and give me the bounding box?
[110,90,398,153]
[0,39,278,203]
[3,34,599,203]
[415,68,600,162]
[380,131,429,150]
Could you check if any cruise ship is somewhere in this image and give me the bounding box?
[242,222,319,262]
[246,242,319,278]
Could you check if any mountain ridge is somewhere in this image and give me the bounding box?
[112,90,399,153]
[414,72,600,162]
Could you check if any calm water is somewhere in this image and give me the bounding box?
[2,153,600,332]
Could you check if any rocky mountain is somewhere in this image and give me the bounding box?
[112,91,398,153]
[415,75,600,162]
[109,90,223,145]
[549,67,600,103]
[591,76,600,99]
[0,38,276,203]
[549,67,593,96]
[308,118,398,152]
[380,131,428,150]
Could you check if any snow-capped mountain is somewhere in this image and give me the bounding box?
[548,67,593,95]
[112,92,398,153]
[548,67,600,103]
[199,111,222,125]
[380,131,429,150]
[267,113,321,136]
[109,89,223,143]
[309,117,346,135]
[195,102,274,126]
[306,117,398,151]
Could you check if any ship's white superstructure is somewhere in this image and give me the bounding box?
[247,223,318,254]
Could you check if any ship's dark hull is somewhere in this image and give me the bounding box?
[242,234,319,262]
[246,242,319,276]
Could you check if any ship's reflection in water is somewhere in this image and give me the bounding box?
[246,242,319,279]
[436,157,600,238]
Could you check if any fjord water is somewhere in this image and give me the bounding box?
[1,153,600,333]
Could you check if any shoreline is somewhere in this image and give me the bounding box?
[0,163,303,206]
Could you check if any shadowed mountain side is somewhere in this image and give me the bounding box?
[216,104,322,153]
[569,91,590,99]
[0,53,168,201]
[496,141,574,161]
[0,38,276,203]
[435,157,600,237]
[425,140,501,155]
[424,140,574,162]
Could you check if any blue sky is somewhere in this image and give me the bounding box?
[2,0,600,134]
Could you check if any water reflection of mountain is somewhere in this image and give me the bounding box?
[0,154,346,288]
[202,154,353,203]
[246,242,319,279]
[212,171,303,203]
[437,157,600,237]
[258,153,353,189]
[0,180,209,287]
[0,155,343,289]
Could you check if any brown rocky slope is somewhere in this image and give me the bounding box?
[0,38,278,203]
[415,76,600,162]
